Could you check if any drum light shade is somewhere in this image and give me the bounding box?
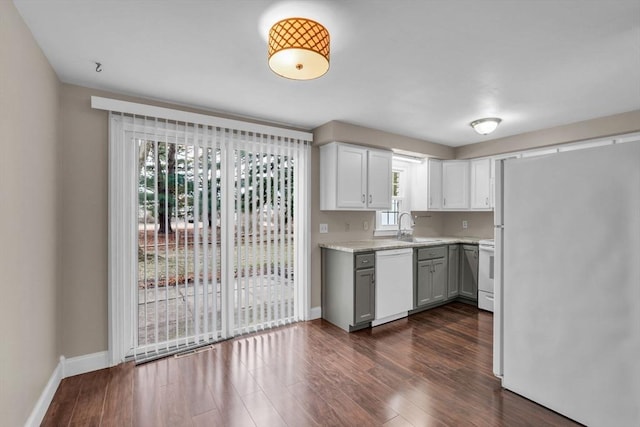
[268,18,330,80]
[470,117,502,135]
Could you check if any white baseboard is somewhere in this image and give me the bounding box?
[308,306,322,320]
[24,356,64,427]
[63,351,110,378]
[26,351,109,427]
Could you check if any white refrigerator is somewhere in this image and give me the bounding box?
[493,141,640,426]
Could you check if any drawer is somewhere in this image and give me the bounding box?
[478,291,494,312]
[417,246,446,260]
[355,253,375,269]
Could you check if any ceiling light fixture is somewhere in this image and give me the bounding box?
[268,17,330,80]
[470,117,502,135]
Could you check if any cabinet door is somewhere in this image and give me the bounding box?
[367,149,392,209]
[428,159,442,209]
[354,268,375,323]
[470,158,491,209]
[442,161,469,209]
[447,245,460,299]
[431,258,447,303]
[415,260,433,307]
[409,160,429,211]
[460,246,478,300]
[337,144,367,209]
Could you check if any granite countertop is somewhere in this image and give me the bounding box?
[319,236,485,253]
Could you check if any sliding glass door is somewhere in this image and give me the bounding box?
[109,113,309,363]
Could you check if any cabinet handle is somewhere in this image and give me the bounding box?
[369,194,372,204]
[361,194,365,203]
[485,197,489,205]
[443,198,446,206]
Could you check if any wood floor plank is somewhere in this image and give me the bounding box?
[240,390,287,427]
[260,385,321,427]
[133,368,165,427]
[192,408,223,427]
[68,368,111,427]
[41,374,84,427]
[287,382,349,427]
[41,302,582,427]
[383,414,415,427]
[101,363,134,427]
[174,355,217,417]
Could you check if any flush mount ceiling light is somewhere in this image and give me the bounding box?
[470,117,502,135]
[268,17,330,80]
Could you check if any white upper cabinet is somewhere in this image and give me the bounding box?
[408,160,429,211]
[442,161,469,209]
[320,142,392,211]
[336,144,367,208]
[367,150,393,209]
[470,158,491,209]
[427,159,443,210]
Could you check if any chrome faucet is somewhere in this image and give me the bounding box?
[397,211,415,241]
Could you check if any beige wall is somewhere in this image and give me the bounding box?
[455,110,640,159]
[314,120,455,159]
[0,2,61,426]
[58,84,110,357]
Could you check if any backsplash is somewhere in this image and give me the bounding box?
[410,211,446,237]
[314,210,494,241]
[411,211,493,238]
[442,211,494,238]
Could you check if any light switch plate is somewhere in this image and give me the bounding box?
[319,223,328,233]
[462,220,468,229]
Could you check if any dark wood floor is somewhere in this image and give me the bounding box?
[42,303,580,426]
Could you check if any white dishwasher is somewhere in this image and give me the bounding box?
[372,248,414,326]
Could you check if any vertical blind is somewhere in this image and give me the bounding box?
[105,102,310,363]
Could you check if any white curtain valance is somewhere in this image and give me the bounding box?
[91,96,313,142]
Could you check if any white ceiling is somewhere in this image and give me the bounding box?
[14,0,640,147]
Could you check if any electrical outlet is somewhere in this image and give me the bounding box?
[363,221,369,231]
[345,222,351,231]
[319,223,328,233]
[462,220,468,229]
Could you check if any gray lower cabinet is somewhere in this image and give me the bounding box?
[447,244,460,299]
[354,267,375,323]
[460,245,479,301]
[415,246,447,308]
[322,249,375,331]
